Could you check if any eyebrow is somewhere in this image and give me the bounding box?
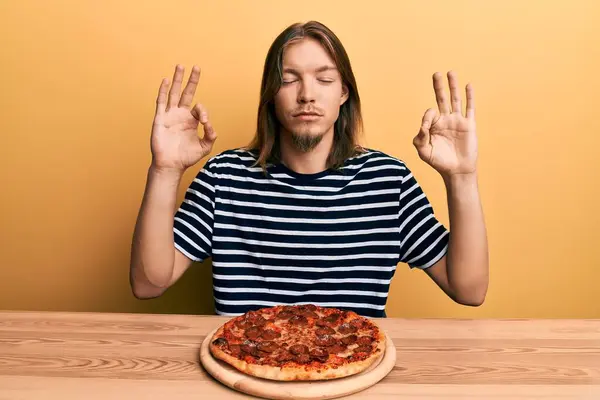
[282,65,338,74]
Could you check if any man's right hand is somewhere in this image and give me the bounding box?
[150,64,217,173]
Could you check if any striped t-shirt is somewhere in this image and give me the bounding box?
[173,148,449,317]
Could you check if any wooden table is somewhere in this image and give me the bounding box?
[0,311,599,399]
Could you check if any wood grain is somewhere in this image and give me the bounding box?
[0,311,599,399]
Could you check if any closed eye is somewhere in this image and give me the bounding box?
[281,78,334,85]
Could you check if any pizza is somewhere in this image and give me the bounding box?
[208,304,386,381]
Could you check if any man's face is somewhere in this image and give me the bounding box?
[274,38,349,152]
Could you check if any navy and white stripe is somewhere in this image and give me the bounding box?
[173,148,449,317]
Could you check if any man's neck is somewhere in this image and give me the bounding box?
[279,129,334,175]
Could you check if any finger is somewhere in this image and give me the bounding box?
[202,120,217,142]
[413,126,431,162]
[167,65,185,111]
[191,103,209,124]
[155,78,169,115]
[447,71,462,114]
[413,127,429,148]
[179,65,201,108]
[433,72,450,115]
[414,108,436,148]
[421,108,437,131]
[465,83,475,119]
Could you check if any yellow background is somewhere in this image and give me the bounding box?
[1,0,599,318]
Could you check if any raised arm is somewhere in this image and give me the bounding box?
[412,71,489,306]
[129,65,217,299]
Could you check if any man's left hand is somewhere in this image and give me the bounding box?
[413,71,478,178]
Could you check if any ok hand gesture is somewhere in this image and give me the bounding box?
[151,65,217,173]
[413,71,477,178]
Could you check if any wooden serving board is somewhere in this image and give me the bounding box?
[199,327,396,400]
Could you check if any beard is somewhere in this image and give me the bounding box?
[290,130,324,153]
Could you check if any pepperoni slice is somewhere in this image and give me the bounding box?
[303,304,317,311]
[324,313,341,324]
[257,341,278,353]
[297,305,319,318]
[327,344,346,355]
[353,345,373,353]
[276,351,295,362]
[310,347,329,362]
[357,336,375,345]
[229,344,242,356]
[350,318,366,329]
[289,344,309,355]
[316,318,338,328]
[315,334,336,347]
[295,354,311,364]
[244,327,262,340]
[315,326,336,336]
[289,315,308,326]
[235,319,254,329]
[252,315,267,327]
[260,329,281,340]
[244,311,267,327]
[310,347,328,358]
[276,311,294,320]
[240,341,259,356]
[338,323,358,334]
[341,334,358,345]
[299,309,319,318]
[315,319,329,327]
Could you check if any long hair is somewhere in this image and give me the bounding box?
[247,21,365,171]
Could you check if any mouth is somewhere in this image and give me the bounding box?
[293,112,322,120]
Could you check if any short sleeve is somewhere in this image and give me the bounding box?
[173,159,216,262]
[397,166,449,269]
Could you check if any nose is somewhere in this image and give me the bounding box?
[298,80,316,103]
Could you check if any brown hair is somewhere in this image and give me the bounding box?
[246,21,365,172]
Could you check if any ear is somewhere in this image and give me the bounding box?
[340,84,349,106]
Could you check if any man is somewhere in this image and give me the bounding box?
[129,21,488,317]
